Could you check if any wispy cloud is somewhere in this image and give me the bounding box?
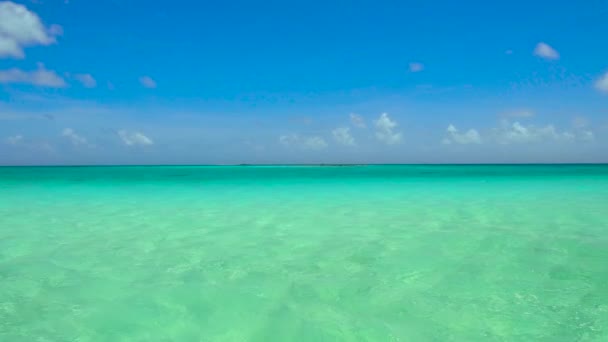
[569,117,595,141]
[580,130,594,141]
[279,134,327,150]
[595,71,608,94]
[332,127,355,146]
[0,1,62,58]
[0,63,66,87]
[572,116,589,129]
[139,76,157,88]
[118,130,153,146]
[279,134,298,147]
[409,62,424,72]
[349,113,365,128]
[442,124,481,145]
[73,73,96,88]
[4,134,54,153]
[533,42,559,60]
[303,136,327,150]
[0,110,54,121]
[5,134,23,145]
[375,113,402,145]
[61,128,88,146]
[501,109,535,119]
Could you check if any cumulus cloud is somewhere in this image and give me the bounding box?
[533,42,559,60]
[409,62,424,72]
[441,120,594,146]
[139,76,156,88]
[442,124,482,145]
[118,130,153,146]
[350,113,365,128]
[595,72,608,94]
[332,127,355,146]
[74,73,96,88]
[375,113,402,144]
[61,128,87,146]
[279,134,327,150]
[494,121,575,144]
[0,1,61,58]
[5,134,23,145]
[0,63,66,87]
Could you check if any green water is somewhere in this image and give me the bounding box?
[1,165,607,341]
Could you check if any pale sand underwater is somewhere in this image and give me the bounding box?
[1,165,607,340]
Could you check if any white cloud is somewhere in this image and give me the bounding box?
[594,72,608,94]
[0,1,61,58]
[279,134,327,150]
[442,124,482,145]
[580,130,594,141]
[409,62,424,72]
[5,134,23,145]
[0,63,66,87]
[533,42,559,60]
[375,112,402,144]
[279,134,298,147]
[74,73,96,88]
[139,76,156,88]
[438,120,596,146]
[118,130,153,146]
[332,127,355,146]
[61,128,87,146]
[349,113,365,128]
[494,121,574,144]
[303,136,327,150]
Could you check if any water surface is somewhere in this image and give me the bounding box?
[1,165,607,340]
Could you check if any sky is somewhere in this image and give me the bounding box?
[1,0,607,165]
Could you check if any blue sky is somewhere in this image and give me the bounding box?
[1,0,607,165]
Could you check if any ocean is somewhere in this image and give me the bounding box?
[1,165,607,340]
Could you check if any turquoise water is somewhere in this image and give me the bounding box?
[1,165,607,341]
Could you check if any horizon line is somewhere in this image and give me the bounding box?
[1,162,608,168]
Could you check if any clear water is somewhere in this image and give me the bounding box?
[1,165,607,341]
